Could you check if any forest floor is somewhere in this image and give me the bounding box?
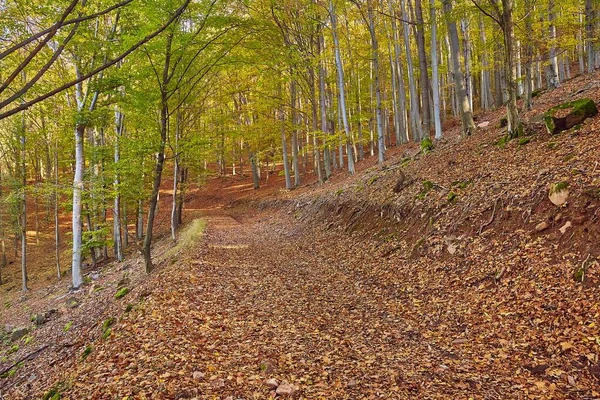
[2,71,600,399]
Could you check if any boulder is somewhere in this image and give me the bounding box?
[544,98,598,135]
[11,327,29,342]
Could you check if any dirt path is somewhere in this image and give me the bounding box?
[27,206,600,399]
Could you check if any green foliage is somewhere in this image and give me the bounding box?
[81,345,93,360]
[63,322,73,332]
[417,181,434,200]
[518,137,531,146]
[550,181,569,194]
[102,317,115,339]
[115,287,130,299]
[420,138,434,154]
[8,344,19,354]
[447,192,458,203]
[495,134,512,148]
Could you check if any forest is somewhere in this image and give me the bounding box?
[1,0,600,398]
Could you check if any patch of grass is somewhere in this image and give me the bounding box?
[81,345,92,360]
[447,192,458,203]
[4,301,11,309]
[63,321,73,332]
[518,137,531,146]
[417,180,434,200]
[42,382,67,400]
[115,287,130,299]
[401,157,411,167]
[101,318,115,340]
[495,134,512,148]
[367,175,379,186]
[22,335,33,345]
[8,344,19,354]
[164,218,207,260]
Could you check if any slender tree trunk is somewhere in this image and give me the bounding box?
[443,0,475,136]
[548,0,560,85]
[430,0,443,139]
[368,0,385,162]
[401,0,422,141]
[318,32,332,179]
[501,0,521,137]
[171,109,181,241]
[330,0,355,174]
[71,124,84,288]
[280,84,292,190]
[414,0,431,136]
[586,0,595,73]
[291,80,301,185]
[389,0,408,144]
[523,0,534,110]
[54,141,61,279]
[113,107,123,261]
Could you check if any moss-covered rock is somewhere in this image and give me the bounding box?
[543,98,598,134]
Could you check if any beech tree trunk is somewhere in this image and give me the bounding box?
[443,0,476,136]
[330,0,355,174]
[430,0,443,140]
[367,0,385,163]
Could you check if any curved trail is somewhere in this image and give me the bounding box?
[40,207,591,399]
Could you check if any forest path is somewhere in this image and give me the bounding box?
[57,208,453,399]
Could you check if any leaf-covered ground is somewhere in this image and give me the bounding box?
[2,72,600,399]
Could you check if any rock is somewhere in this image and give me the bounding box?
[554,213,562,222]
[32,314,46,326]
[259,360,275,374]
[4,324,15,334]
[192,371,205,381]
[447,243,457,255]
[535,221,550,232]
[275,382,295,396]
[477,121,490,128]
[265,378,279,389]
[559,221,572,234]
[347,379,358,388]
[66,297,80,309]
[549,183,569,206]
[544,98,598,134]
[90,272,101,281]
[210,378,225,390]
[11,327,29,342]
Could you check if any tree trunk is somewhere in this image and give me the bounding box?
[368,0,385,163]
[330,0,355,174]
[414,0,431,136]
[401,0,422,141]
[113,107,124,262]
[71,123,84,289]
[586,0,595,73]
[443,0,475,136]
[548,0,560,85]
[280,84,292,190]
[430,0,443,139]
[501,0,521,137]
[54,141,61,279]
[291,80,301,186]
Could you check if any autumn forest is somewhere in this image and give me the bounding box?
[1,0,600,398]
